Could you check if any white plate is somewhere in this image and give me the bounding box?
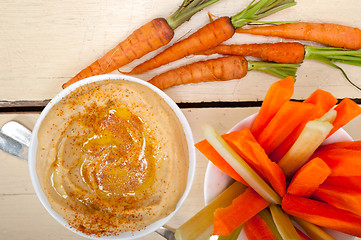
[204,113,354,240]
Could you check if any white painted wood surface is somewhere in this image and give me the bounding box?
[1,0,361,103]
[0,109,361,239]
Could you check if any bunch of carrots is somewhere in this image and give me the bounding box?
[177,76,361,240]
[62,0,361,91]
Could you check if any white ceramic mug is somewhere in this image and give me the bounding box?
[27,74,196,239]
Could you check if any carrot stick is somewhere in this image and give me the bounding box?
[324,176,361,192]
[316,140,361,152]
[127,0,296,74]
[269,89,337,162]
[224,129,286,197]
[213,188,269,236]
[287,157,331,197]
[328,98,361,137]
[195,136,248,184]
[312,148,361,177]
[256,101,316,154]
[282,193,361,237]
[313,185,361,216]
[196,42,305,63]
[244,214,277,240]
[236,22,361,50]
[251,76,294,138]
[147,56,299,90]
[61,0,221,88]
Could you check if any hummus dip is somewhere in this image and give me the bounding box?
[36,79,189,236]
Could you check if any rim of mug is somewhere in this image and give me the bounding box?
[28,74,196,239]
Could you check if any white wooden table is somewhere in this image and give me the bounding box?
[1,0,361,239]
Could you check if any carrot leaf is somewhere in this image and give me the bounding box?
[248,61,300,79]
[305,46,361,91]
[202,124,281,204]
[166,0,221,30]
[231,0,297,29]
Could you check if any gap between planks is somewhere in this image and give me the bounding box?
[1,99,361,113]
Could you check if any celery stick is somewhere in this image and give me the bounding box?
[270,205,301,240]
[202,124,281,204]
[319,109,337,123]
[218,224,244,240]
[175,182,247,240]
[278,119,333,178]
[258,208,283,240]
[293,216,337,240]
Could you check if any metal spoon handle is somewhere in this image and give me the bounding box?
[0,121,31,161]
[0,131,28,160]
[155,226,176,240]
[1,121,32,147]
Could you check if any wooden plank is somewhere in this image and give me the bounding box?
[1,0,361,103]
[1,109,361,239]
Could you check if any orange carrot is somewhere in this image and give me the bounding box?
[127,0,296,74]
[282,193,361,237]
[303,89,338,115]
[256,101,316,154]
[196,42,305,63]
[251,76,295,138]
[213,188,269,236]
[61,0,221,88]
[324,176,361,192]
[269,89,337,162]
[148,55,300,90]
[328,98,361,137]
[236,22,361,49]
[244,214,277,240]
[312,148,361,177]
[148,56,246,90]
[128,17,235,75]
[224,129,286,197]
[195,136,247,184]
[287,157,331,197]
[313,184,361,216]
[62,18,173,88]
[195,42,361,91]
[316,140,361,152]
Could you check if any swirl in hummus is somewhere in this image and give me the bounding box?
[36,79,189,236]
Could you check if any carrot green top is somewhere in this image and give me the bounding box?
[166,0,221,30]
[231,0,297,29]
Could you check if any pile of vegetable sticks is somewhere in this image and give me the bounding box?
[187,76,361,240]
[62,0,361,91]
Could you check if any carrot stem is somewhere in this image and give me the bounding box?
[167,0,221,30]
[305,46,361,91]
[231,0,297,28]
[248,61,300,79]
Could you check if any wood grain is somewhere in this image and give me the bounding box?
[1,0,361,103]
